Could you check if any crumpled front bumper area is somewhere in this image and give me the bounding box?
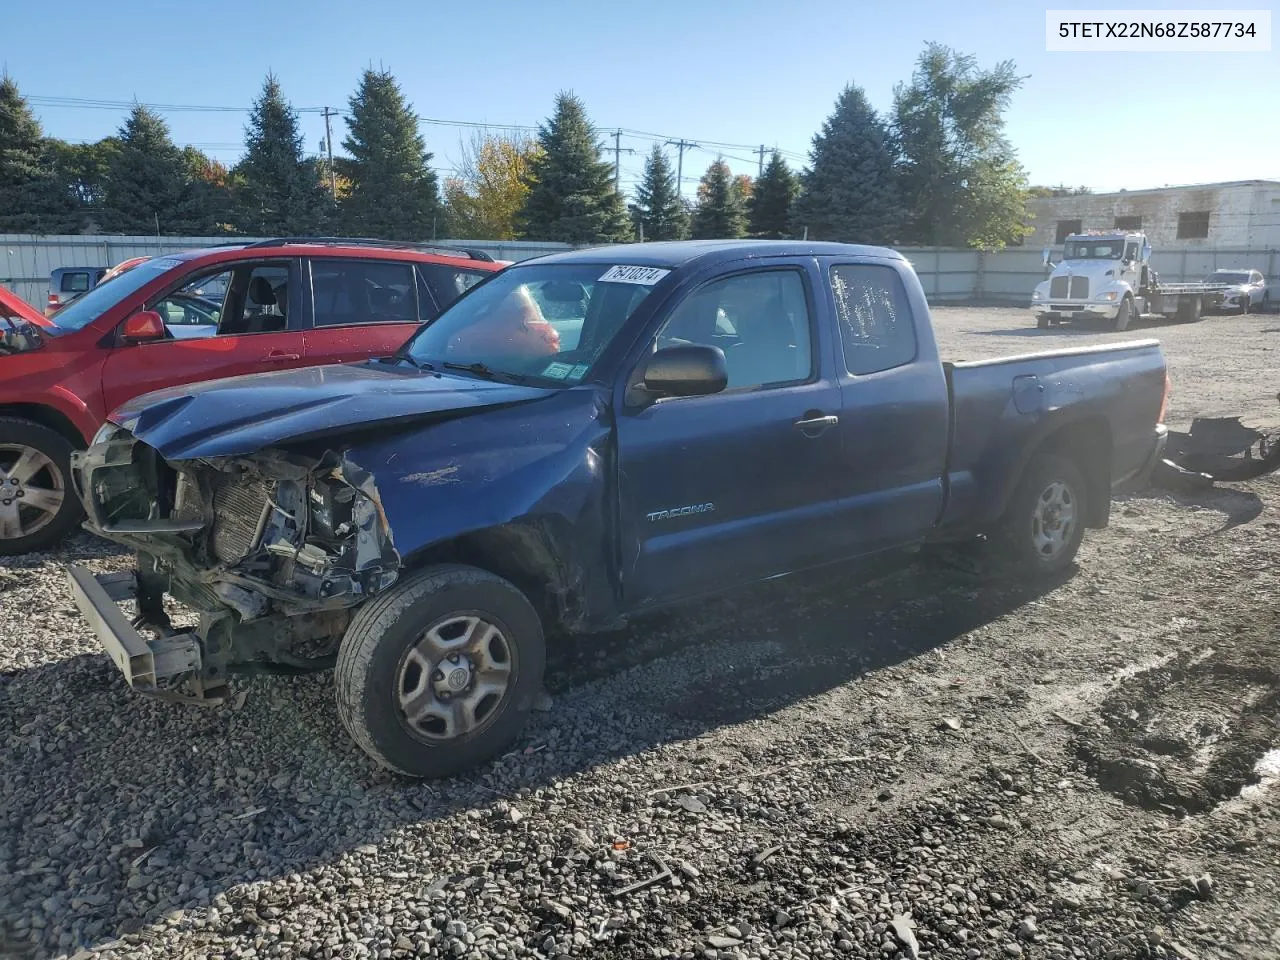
[65,565,219,703]
[68,425,400,700]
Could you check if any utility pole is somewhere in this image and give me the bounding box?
[665,138,696,200]
[611,130,635,192]
[755,145,768,177]
[322,107,339,202]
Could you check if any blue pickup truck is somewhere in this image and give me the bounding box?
[67,240,1170,777]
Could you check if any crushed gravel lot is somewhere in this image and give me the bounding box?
[2,305,1279,960]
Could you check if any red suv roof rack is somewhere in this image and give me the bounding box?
[242,237,495,262]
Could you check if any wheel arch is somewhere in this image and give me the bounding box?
[0,403,89,448]
[1009,415,1113,529]
[401,517,598,635]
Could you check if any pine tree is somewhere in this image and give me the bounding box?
[791,85,903,245]
[517,92,630,243]
[747,152,798,238]
[689,158,746,239]
[339,69,442,241]
[0,75,73,232]
[235,74,328,235]
[102,105,210,234]
[633,144,688,241]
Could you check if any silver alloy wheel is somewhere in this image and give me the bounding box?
[396,614,513,741]
[1031,480,1076,559]
[0,444,65,541]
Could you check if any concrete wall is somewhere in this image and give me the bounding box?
[1026,181,1280,250]
[0,235,573,307]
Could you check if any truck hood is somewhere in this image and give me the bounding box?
[111,360,556,460]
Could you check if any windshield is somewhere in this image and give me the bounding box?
[48,257,181,332]
[1064,240,1125,260]
[402,262,666,384]
[1207,271,1250,284]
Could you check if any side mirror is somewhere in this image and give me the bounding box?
[639,344,728,399]
[1042,247,1052,267]
[120,310,167,343]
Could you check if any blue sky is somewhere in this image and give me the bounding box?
[4,0,1276,197]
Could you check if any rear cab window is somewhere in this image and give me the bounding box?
[60,272,90,293]
[831,263,917,376]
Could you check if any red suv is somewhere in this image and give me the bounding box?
[0,238,501,555]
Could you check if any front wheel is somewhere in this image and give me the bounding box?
[0,418,85,556]
[335,564,545,778]
[1113,297,1133,331]
[1240,296,1251,316]
[998,454,1089,577]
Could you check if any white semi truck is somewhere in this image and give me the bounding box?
[1031,231,1227,331]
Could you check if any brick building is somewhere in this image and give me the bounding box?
[1026,180,1280,249]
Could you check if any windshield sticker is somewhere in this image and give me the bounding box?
[599,265,670,286]
[542,361,573,379]
[568,363,589,379]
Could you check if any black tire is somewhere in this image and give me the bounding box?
[1176,296,1202,323]
[1113,297,1133,331]
[335,563,545,778]
[0,417,85,556]
[1036,314,1050,329]
[1240,296,1251,316]
[998,453,1088,577]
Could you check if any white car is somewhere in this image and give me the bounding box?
[1205,269,1267,314]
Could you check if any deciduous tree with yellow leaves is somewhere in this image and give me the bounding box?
[444,132,541,239]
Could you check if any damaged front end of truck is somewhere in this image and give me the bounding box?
[67,425,400,703]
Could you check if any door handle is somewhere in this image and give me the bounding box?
[794,413,839,436]
[264,352,301,363]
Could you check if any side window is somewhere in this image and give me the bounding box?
[654,270,812,390]
[312,259,419,327]
[216,262,291,336]
[831,264,917,376]
[61,272,90,293]
[419,264,490,312]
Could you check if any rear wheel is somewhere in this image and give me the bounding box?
[335,564,545,778]
[1036,314,1050,329]
[1176,296,1203,323]
[0,418,84,556]
[998,454,1088,577]
[1113,297,1133,331]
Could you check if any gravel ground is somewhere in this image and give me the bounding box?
[2,305,1279,960]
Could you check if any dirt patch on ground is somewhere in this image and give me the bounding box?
[1077,629,1280,814]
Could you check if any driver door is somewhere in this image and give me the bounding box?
[1121,240,1142,289]
[100,259,307,415]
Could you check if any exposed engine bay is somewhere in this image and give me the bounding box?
[70,425,400,699]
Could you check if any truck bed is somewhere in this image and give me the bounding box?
[937,339,1167,535]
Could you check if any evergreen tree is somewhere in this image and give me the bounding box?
[892,44,1028,248]
[747,151,798,238]
[517,92,630,243]
[689,158,746,239]
[102,105,221,234]
[339,69,442,240]
[632,144,688,240]
[791,85,903,245]
[0,75,73,232]
[235,74,328,234]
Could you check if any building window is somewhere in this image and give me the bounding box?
[1114,216,1142,231]
[1177,211,1210,239]
[1054,219,1082,243]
